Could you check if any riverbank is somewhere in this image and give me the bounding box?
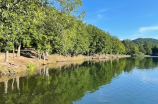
[0,53,130,76]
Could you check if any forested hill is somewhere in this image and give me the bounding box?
[132,38,158,44]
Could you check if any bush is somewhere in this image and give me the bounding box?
[131,52,144,57]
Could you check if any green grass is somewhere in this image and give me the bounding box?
[50,54,59,56]
[27,63,34,70]
[0,67,5,70]
[27,63,35,75]
[53,60,57,64]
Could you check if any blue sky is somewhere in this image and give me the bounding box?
[83,0,158,40]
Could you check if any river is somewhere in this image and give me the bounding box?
[0,57,158,104]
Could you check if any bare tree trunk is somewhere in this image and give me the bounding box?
[37,50,41,59]
[5,50,9,62]
[38,52,42,59]
[0,46,1,53]
[13,45,15,58]
[45,52,48,56]
[45,49,49,56]
[103,52,105,59]
[40,53,42,59]
[17,42,21,57]
[43,53,45,63]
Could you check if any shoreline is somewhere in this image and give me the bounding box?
[0,53,130,77]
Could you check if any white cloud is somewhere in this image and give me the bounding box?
[85,8,108,24]
[97,9,108,13]
[97,14,103,19]
[129,25,158,39]
[139,26,158,33]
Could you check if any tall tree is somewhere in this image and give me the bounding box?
[144,41,152,55]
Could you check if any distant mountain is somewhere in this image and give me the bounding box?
[132,38,158,44]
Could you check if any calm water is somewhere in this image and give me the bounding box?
[0,57,158,104]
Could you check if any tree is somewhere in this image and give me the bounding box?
[139,44,146,54]
[144,41,152,55]
[122,39,139,55]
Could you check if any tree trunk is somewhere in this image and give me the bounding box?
[90,51,92,56]
[5,50,9,62]
[0,46,1,53]
[40,53,42,59]
[37,50,40,59]
[45,49,49,56]
[45,52,48,56]
[13,45,15,58]
[43,53,45,63]
[38,52,41,59]
[103,52,105,59]
[17,42,21,57]
[99,53,101,59]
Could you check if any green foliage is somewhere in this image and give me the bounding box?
[86,25,112,55]
[2,0,157,62]
[122,39,139,55]
[28,63,35,75]
[133,38,158,45]
[139,44,146,54]
[144,41,152,55]
[110,36,125,54]
[131,52,144,57]
[152,45,158,55]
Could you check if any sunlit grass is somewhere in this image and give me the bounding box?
[28,63,34,70]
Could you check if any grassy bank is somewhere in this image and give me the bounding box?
[0,53,130,76]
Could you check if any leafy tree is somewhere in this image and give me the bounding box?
[139,44,146,54]
[122,39,139,55]
[110,36,125,54]
[144,41,152,55]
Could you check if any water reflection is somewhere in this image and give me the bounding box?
[0,57,158,104]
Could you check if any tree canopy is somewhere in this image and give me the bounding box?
[133,38,158,45]
[1,0,158,63]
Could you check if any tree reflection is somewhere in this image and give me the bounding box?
[1,57,158,104]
